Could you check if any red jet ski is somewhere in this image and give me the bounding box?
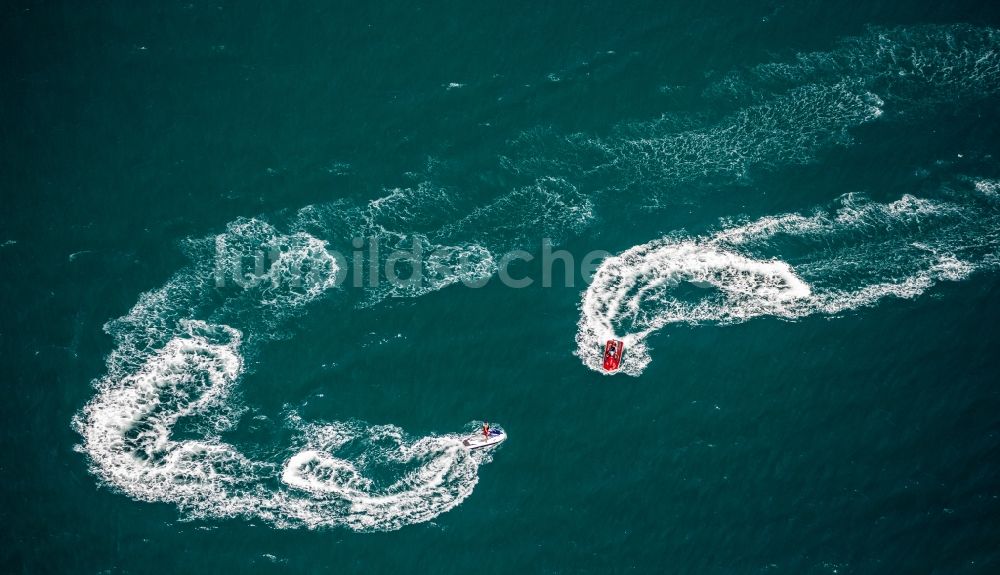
[603,339,624,372]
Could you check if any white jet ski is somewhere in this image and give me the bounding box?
[462,425,506,450]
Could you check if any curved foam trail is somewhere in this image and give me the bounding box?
[578,243,812,375]
[290,174,599,306]
[578,187,1000,375]
[214,218,341,308]
[277,420,489,531]
[290,182,503,306]
[76,316,490,530]
[76,320,262,509]
[75,188,513,531]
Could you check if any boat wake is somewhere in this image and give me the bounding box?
[507,25,1000,201]
[73,183,520,531]
[577,183,1000,375]
[74,23,1000,528]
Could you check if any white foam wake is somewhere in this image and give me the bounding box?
[75,317,490,531]
[740,24,1000,107]
[277,419,489,531]
[75,193,507,531]
[578,243,812,375]
[213,218,341,308]
[76,320,262,509]
[577,187,1000,375]
[505,25,1000,202]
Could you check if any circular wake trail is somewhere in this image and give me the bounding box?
[73,191,509,531]
[77,318,486,531]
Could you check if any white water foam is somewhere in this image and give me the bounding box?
[577,242,813,376]
[974,179,1000,199]
[602,83,884,188]
[440,176,596,251]
[608,25,1000,190]
[288,174,597,305]
[276,419,488,531]
[75,187,509,531]
[213,218,341,307]
[741,25,1000,108]
[75,314,492,530]
[577,186,1000,375]
[74,320,262,509]
[287,182,499,306]
[505,25,1000,202]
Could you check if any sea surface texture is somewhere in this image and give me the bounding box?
[3,1,1000,573]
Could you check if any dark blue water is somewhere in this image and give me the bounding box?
[3,2,1000,573]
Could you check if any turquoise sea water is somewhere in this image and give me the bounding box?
[4,1,1000,573]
